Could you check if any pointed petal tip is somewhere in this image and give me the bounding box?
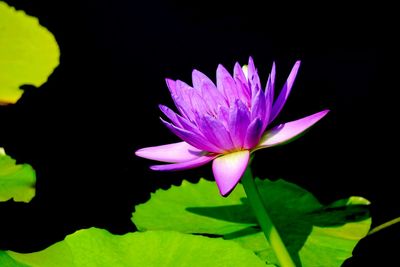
[212,150,250,197]
[219,186,234,197]
[165,78,175,85]
[309,109,330,122]
[192,69,201,75]
[165,78,176,93]
[316,109,330,118]
[248,57,256,70]
[134,148,144,157]
[257,109,330,149]
[150,154,216,172]
[150,165,162,171]
[135,142,205,163]
[217,64,228,71]
[293,60,301,70]
[135,147,156,160]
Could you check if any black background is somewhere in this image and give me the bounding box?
[0,0,398,265]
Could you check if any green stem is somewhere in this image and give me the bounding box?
[368,217,400,235]
[241,166,296,267]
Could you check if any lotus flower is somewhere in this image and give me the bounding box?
[136,57,329,196]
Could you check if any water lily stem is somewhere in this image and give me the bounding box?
[241,166,296,267]
[368,217,400,235]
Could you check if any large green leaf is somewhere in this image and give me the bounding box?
[133,179,255,235]
[0,1,59,104]
[0,148,36,202]
[132,178,371,266]
[0,228,270,267]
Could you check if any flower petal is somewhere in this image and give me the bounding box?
[217,105,230,126]
[248,57,261,98]
[151,154,217,171]
[217,64,239,105]
[256,110,329,149]
[244,118,263,149]
[166,79,188,118]
[161,118,223,153]
[265,62,276,100]
[192,69,215,91]
[198,115,235,151]
[263,74,273,127]
[269,61,301,123]
[188,89,209,115]
[165,78,177,95]
[251,87,267,128]
[170,80,197,121]
[233,62,247,87]
[212,150,250,196]
[135,142,205,163]
[192,70,227,113]
[159,104,183,128]
[228,100,250,148]
[233,62,251,104]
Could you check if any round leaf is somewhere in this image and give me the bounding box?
[132,178,371,267]
[0,1,60,104]
[132,179,256,235]
[1,228,269,267]
[0,148,36,202]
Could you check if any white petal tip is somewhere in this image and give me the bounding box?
[135,149,145,158]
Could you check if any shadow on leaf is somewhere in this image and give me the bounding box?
[187,190,369,266]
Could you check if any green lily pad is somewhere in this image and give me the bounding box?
[132,178,371,266]
[133,179,255,235]
[0,228,270,267]
[0,148,36,202]
[0,1,60,104]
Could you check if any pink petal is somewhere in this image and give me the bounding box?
[165,78,177,95]
[216,64,239,105]
[256,110,329,149]
[248,57,261,97]
[212,150,250,196]
[233,62,251,104]
[159,104,183,128]
[192,70,227,112]
[228,100,250,148]
[135,142,205,163]
[233,62,247,86]
[269,61,301,123]
[198,115,235,152]
[161,118,224,153]
[171,80,197,121]
[244,118,263,149]
[151,154,217,171]
[265,62,276,101]
[251,87,267,127]
[192,69,216,91]
[264,62,276,122]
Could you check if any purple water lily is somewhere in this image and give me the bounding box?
[136,57,329,196]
